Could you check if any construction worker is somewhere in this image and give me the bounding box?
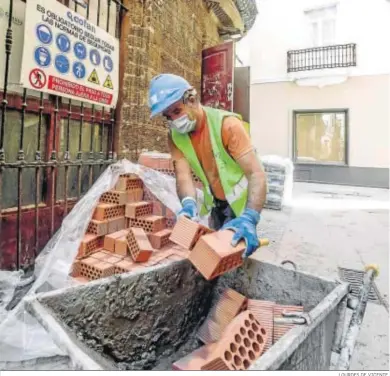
[148,74,267,258]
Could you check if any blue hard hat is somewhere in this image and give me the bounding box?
[148,74,192,118]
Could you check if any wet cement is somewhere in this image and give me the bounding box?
[40,262,214,370]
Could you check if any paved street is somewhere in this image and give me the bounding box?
[255,182,389,370]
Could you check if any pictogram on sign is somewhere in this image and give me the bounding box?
[29,68,47,89]
[103,74,114,90]
[88,68,100,85]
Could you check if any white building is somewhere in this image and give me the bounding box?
[239,0,390,187]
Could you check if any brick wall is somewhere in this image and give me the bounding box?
[119,0,221,161]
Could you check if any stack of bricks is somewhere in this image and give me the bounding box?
[172,288,305,370]
[70,173,191,284]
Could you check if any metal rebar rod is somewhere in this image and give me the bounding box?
[337,268,378,370]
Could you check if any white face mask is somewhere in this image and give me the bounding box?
[168,114,197,134]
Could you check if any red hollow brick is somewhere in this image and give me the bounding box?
[115,174,142,191]
[126,178,143,191]
[71,260,82,277]
[128,215,166,233]
[198,288,247,344]
[104,229,129,252]
[87,219,109,236]
[143,187,158,202]
[80,257,115,280]
[127,227,153,262]
[104,254,124,265]
[138,152,173,170]
[166,217,176,229]
[125,201,153,219]
[100,190,128,205]
[115,236,128,256]
[148,229,172,249]
[90,250,113,261]
[189,230,245,280]
[169,216,213,250]
[114,257,135,274]
[78,234,104,258]
[247,299,275,351]
[127,188,144,203]
[73,276,90,284]
[172,343,218,371]
[107,216,126,233]
[151,201,163,216]
[201,310,268,370]
[93,203,125,220]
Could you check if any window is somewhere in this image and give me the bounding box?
[1,110,48,209]
[306,5,337,47]
[294,110,348,165]
[56,119,109,201]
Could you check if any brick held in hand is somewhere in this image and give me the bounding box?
[99,190,127,205]
[169,216,213,250]
[188,230,245,280]
[93,203,126,220]
[104,229,129,252]
[201,310,268,370]
[87,219,108,236]
[125,201,153,219]
[148,228,172,249]
[107,216,126,233]
[127,227,153,262]
[198,288,247,344]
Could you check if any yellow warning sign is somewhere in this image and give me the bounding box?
[88,69,100,85]
[103,74,114,90]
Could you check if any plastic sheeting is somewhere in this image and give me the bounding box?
[0,159,205,364]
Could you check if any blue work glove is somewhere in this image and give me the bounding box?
[222,208,260,258]
[177,197,199,221]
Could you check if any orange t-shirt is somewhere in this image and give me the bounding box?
[168,110,253,201]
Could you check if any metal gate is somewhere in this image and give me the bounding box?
[0,0,127,271]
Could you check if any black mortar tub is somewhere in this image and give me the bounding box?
[24,259,350,371]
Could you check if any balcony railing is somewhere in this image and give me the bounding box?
[287,43,357,73]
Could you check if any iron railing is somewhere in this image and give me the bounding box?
[287,43,357,73]
[0,0,127,271]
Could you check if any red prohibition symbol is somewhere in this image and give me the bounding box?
[29,68,47,89]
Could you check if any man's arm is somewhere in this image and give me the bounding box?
[168,134,197,201]
[222,116,267,213]
[173,158,197,201]
[236,150,267,212]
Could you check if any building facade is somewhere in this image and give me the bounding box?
[0,0,257,270]
[244,0,390,187]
